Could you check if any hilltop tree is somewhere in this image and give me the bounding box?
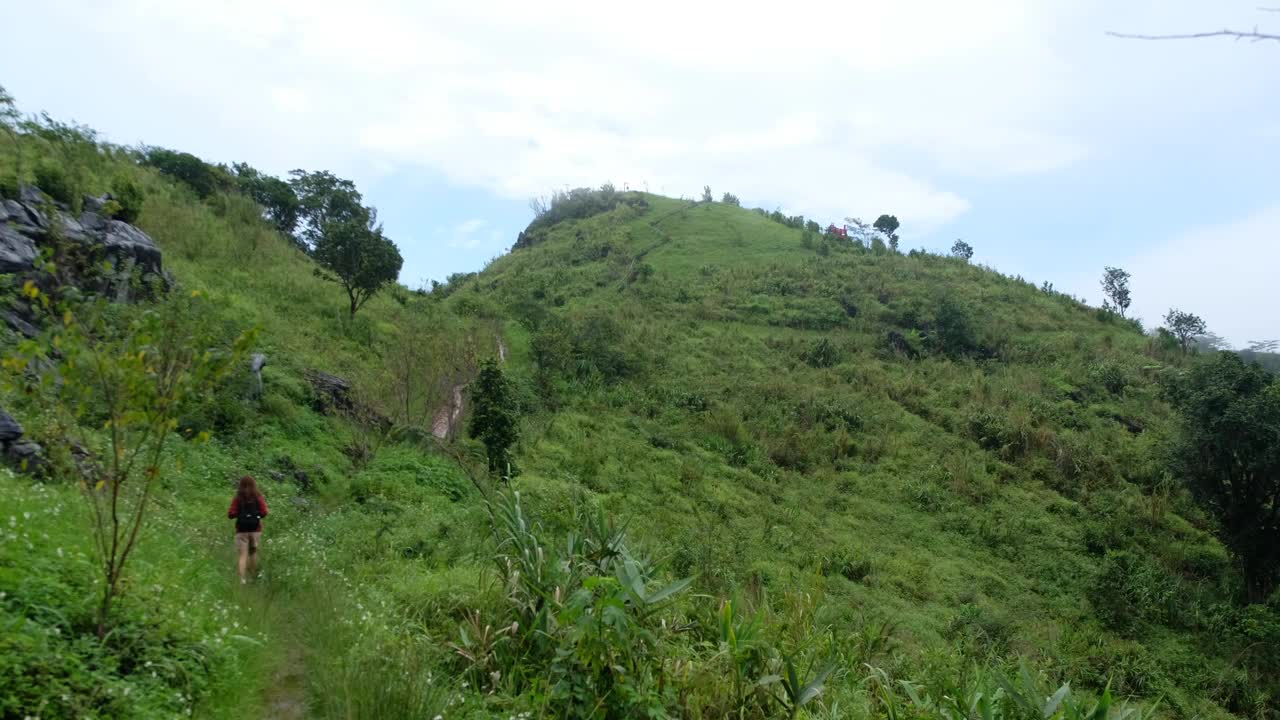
[1164,308,1207,354]
[1168,352,1280,602]
[702,185,713,202]
[721,192,740,206]
[313,218,403,318]
[289,170,369,251]
[873,214,901,251]
[1101,266,1133,318]
[873,214,899,237]
[950,239,974,261]
[468,359,520,475]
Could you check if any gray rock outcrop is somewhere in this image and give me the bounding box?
[0,187,163,277]
[1,186,165,336]
[0,408,42,474]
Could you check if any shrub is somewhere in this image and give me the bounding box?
[1091,550,1183,634]
[966,409,1011,451]
[929,296,979,358]
[110,176,144,223]
[721,192,740,206]
[0,171,17,200]
[820,548,873,582]
[33,160,78,206]
[143,147,226,198]
[799,337,841,368]
[1088,360,1130,395]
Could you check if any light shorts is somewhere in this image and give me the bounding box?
[235,531,262,553]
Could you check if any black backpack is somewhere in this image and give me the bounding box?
[235,496,262,533]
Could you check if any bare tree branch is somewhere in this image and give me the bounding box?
[1107,28,1280,42]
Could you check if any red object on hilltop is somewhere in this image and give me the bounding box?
[827,224,848,238]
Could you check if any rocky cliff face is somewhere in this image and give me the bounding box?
[0,185,164,336]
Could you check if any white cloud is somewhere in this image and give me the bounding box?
[89,0,1106,230]
[269,86,310,114]
[443,219,496,249]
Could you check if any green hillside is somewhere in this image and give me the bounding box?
[1,97,1277,720]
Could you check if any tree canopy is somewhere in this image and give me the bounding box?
[1164,308,1207,354]
[1101,266,1132,318]
[1169,352,1280,602]
[233,163,300,236]
[312,218,403,317]
[468,359,520,475]
[290,170,369,251]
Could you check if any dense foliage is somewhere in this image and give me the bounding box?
[1169,352,1280,602]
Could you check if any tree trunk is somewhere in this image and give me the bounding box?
[97,571,117,639]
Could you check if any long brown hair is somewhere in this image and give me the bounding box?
[236,475,260,507]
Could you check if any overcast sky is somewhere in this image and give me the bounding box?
[3,1,1276,345]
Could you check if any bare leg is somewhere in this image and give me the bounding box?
[248,547,258,579]
[237,539,249,582]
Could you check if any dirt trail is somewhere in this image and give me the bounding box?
[262,642,307,719]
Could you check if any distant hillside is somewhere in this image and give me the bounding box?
[442,191,1275,717]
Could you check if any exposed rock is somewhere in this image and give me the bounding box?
[0,185,166,332]
[7,440,43,474]
[99,218,162,275]
[250,353,267,397]
[4,185,162,276]
[83,193,112,214]
[17,184,44,206]
[0,407,42,475]
[0,224,38,274]
[3,311,38,338]
[0,410,23,443]
[305,369,354,414]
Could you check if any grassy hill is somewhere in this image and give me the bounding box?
[1,101,1277,719]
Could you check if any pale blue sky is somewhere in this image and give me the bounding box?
[3,0,1276,344]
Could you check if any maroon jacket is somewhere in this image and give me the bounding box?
[228,493,269,531]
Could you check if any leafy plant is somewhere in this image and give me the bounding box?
[109,176,144,223]
[3,290,254,636]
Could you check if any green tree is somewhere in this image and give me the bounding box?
[722,192,740,206]
[467,359,519,475]
[1168,352,1280,602]
[702,185,714,202]
[950,239,974,261]
[1163,308,1207,354]
[3,289,253,636]
[233,162,300,236]
[873,214,899,237]
[312,218,404,317]
[143,147,224,198]
[289,169,369,250]
[1101,266,1132,317]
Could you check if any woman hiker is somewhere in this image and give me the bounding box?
[228,475,269,584]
